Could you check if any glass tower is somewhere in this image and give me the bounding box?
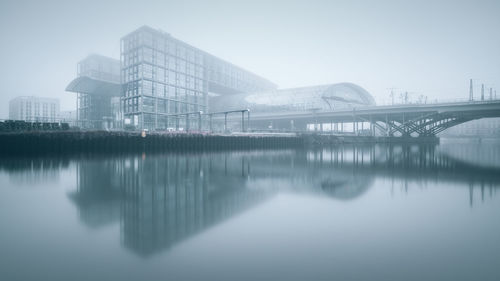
[121,26,276,130]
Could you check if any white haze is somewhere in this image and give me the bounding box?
[0,0,499,118]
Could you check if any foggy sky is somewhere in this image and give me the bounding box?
[0,0,499,118]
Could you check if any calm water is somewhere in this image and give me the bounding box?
[1,141,500,281]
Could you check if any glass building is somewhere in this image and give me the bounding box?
[67,26,376,131]
[66,54,121,129]
[120,26,276,130]
[209,82,376,114]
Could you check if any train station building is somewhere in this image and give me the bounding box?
[66,26,374,130]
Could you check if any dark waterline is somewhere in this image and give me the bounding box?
[1,141,499,281]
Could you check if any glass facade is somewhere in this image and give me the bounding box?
[121,27,208,130]
[209,83,376,114]
[66,55,122,128]
[121,26,276,130]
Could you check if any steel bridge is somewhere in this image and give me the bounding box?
[243,100,500,137]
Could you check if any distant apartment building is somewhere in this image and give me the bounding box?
[9,96,60,122]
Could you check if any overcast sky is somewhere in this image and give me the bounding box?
[0,0,499,117]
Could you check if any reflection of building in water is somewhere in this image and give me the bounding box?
[0,157,69,186]
[66,145,500,257]
[120,154,270,256]
[68,158,124,228]
[68,150,374,257]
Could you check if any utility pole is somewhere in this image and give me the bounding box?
[387,88,397,105]
[469,79,474,101]
[481,84,485,101]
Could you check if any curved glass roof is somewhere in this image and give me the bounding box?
[209,82,375,113]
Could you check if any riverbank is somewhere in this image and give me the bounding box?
[0,131,440,155]
[0,131,303,155]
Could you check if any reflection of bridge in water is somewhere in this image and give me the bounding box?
[61,145,500,257]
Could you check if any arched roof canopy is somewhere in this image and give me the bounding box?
[209,82,376,113]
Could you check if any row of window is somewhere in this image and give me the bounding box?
[122,64,205,85]
[126,113,204,130]
[122,97,203,114]
[204,57,274,90]
[122,30,202,64]
[123,80,205,99]
[123,97,205,114]
[123,46,203,68]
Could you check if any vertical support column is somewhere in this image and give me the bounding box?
[402,113,406,136]
[241,111,245,132]
[370,117,374,136]
[247,110,251,132]
[481,84,485,101]
[154,97,158,129]
[469,79,474,101]
[198,112,202,131]
[353,113,356,135]
[209,114,213,133]
[76,93,79,126]
[185,114,189,132]
[224,113,228,133]
[386,114,390,137]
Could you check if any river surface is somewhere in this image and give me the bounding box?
[1,140,500,281]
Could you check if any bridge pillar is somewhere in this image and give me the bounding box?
[198,112,202,131]
[247,111,251,132]
[209,114,213,132]
[241,111,245,132]
[224,113,228,133]
[385,115,391,137]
